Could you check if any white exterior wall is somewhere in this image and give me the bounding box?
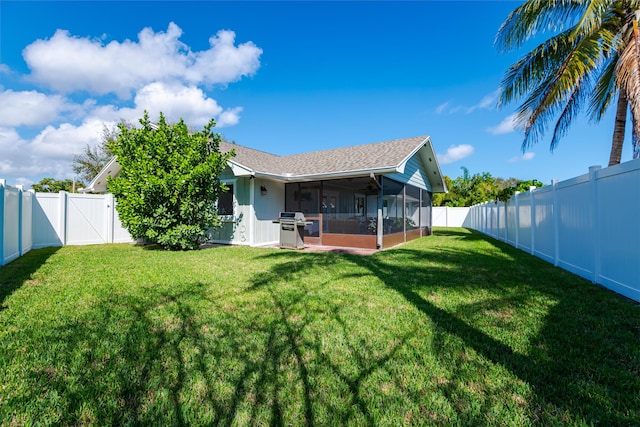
[252,178,284,246]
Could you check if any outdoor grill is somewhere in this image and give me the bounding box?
[273,212,312,249]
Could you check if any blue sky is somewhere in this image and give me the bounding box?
[0,0,635,188]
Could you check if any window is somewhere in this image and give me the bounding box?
[218,184,234,215]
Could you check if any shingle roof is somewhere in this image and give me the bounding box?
[220,136,429,176]
[83,136,445,193]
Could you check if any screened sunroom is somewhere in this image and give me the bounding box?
[285,176,432,249]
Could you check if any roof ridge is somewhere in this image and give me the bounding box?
[279,136,428,160]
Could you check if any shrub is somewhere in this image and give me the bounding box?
[108,112,234,250]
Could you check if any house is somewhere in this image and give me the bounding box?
[82,136,447,249]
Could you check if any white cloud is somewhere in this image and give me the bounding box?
[0,64,9,74]
[188,31,263,87]
[436,91,498,115]
[133,82,224,127]
[0,81,246,183]
[89,82,242,128]
[437,144,474,165]
[435,102,449,114]
[23,23,262,98]
[508,151,535,163]
[487,113,518,135]
[466,90,498,114]
[30,120,104,160]
[0,90,78,127]
[1,23,258,185]
[217,107,243,127]
[0,119,106,182]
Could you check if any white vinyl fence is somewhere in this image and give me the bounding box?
[1,181,133,266]
[0,180,33,266]
[432,206,472,227]
[467,161,640,303]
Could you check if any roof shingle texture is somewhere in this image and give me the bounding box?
[220,136,428,176]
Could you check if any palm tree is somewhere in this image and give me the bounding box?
[496,0,640,166]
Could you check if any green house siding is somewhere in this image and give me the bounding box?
[208,175,252,244]
[386,154,431,191]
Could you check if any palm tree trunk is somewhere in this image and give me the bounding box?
[609,92,628,166]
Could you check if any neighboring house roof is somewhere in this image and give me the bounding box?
[81,136,447,193]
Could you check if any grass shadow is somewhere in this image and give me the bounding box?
[346,230,640,424]
[2,231,638,425]
[0,246,59,311]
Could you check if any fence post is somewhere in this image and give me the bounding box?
[444,206,448,227]
[514,191,520,249]
[495,201,500,239]
[589,166,602,283]
[59,191,67,246]
[552,179,560,267]
[106,193,114,243]
[16,185,23,257]
[0,179,5,266]
[529,186,536,256]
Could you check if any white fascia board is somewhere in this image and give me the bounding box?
[421,143,447,193]
[395,137,432,174]
[395,137,447,194]
[253,166,399,183]
[80,156,121,193]
[227,160,254,177]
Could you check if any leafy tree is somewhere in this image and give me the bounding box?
[31,177,84,193]
[434,167,499,207]
[496,0,640,166]
[432,175,454,206]
[495,179,545,202]
[433,169,545,206]
[107,112,234,250]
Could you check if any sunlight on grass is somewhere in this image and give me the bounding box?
[0,228,638,425]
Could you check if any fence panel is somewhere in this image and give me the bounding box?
[66,194,109,245]
[432,207,472,227]
[112,203,133,243]
[21,190,33,254]
[468,160,640,303]
[33,193,63,248]
[516,192,532,253]
[532,186,555,263]
[2,183,21,265]
[555,174,594,280]
[597,162,640,301]
[505,198,517,246]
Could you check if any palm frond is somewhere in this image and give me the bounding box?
[514,31,604,149]
[550,75,591,150]
[589,51,619,121]
[498,31,578,107]
[571,0,616,37]
[496,0,589,52]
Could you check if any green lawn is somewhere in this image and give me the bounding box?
[0,228,638,426]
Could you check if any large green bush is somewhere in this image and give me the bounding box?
[108,112,234,250]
